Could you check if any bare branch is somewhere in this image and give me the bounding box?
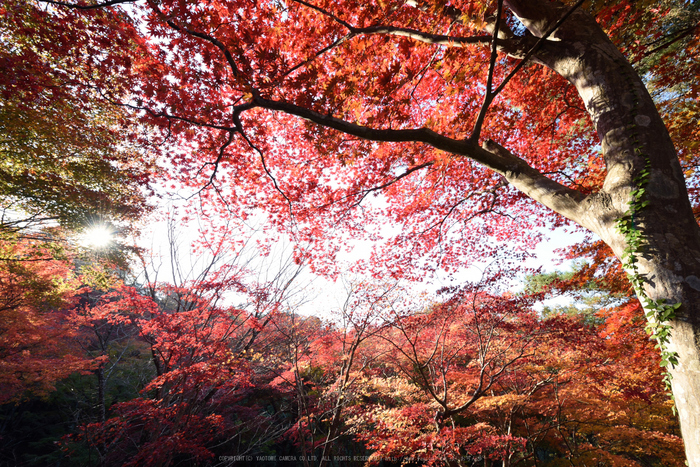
[38,0,137,9]
[293,0,493,47]
[352,25,492,47]
[196,130,236,189]
[469,0,505,142]
[236,124,296,223]
[633,22,700,63]
[318,162,434,211]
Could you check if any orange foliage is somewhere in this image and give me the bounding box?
[0,237,93,402]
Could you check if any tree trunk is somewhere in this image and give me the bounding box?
[96,366,106,424]
[503,2,700,464]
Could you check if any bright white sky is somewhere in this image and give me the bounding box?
[131,186,585,320]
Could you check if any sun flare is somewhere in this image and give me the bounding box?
[79,225,114,249]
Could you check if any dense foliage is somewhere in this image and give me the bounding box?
[2,0,699,465]
[0,232,686,465]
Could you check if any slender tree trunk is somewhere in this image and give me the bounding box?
[502,2,700,464]
[319,340,359,467]
[95,366,106,425]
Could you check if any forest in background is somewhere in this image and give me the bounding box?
[2,0,700,465]
[0,219,686,465]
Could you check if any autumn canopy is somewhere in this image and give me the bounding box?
[2,0,700,465]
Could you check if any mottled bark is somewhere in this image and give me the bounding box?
[504,1,700,464]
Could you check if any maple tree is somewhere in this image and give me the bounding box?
[344,282,685,466]
[69,280,144,425]
[6,0,700,462]
[294,280,399,466]
[521,244,689,464]
[0,222,156,464]
[0,0,156,234]
[314,281,400,466]
[75,286,252,466]
[64,217,311,465]
[0,232,97,404]
[266,310,331,464]
[0,223,686,465]
[352,282,543,466]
